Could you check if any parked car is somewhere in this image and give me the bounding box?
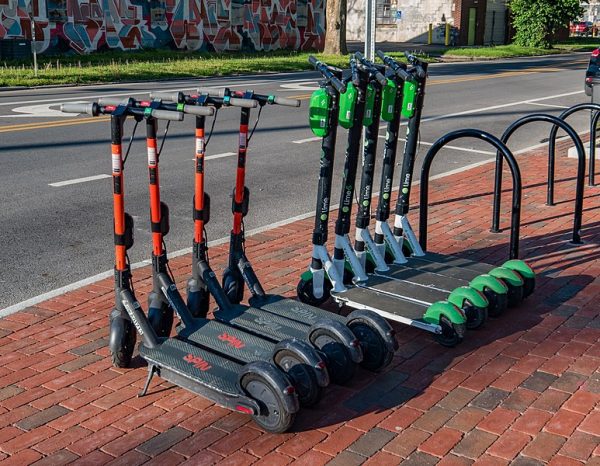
[585,48,600,96]
[571,21,591,36]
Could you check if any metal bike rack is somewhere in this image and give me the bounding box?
[492,114,586,245]
[419,129,522,260]
[547,103,600,191]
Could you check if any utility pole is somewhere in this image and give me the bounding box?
[365,0,375,60]
[30,0,38,77]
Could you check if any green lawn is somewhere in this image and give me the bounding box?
[442,38,600,59]
[0,50,410,88]
[2,38,598,88]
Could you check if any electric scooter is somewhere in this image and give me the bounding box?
[298,55,470,346]
[382,52,535,303]
[96,95,331,406]
[192,84,398,372]
[60,101,299,433]
[151,90,364,386]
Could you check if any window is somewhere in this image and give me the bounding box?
[376,0,397,26]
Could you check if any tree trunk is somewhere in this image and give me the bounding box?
[323,0,348,55]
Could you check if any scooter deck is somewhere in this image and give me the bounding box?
[411,252,496,275]
[331,286,428,323]
[250,294,348,326]
[140,337,242,397]
[178,319,276,364]
[397,257,488,282]
[360,274,452,305]
[375,264,469,291]
[214,304,313,344]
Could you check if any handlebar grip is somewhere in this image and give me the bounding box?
[376,50,387,61]
[331,77,346,94]
[97,97,128,107]
[182,105,215,116]
[414,66,427,79]
[60,103,95,115]
[196,87,226,97]
[355,51,365,60]
[229,97,258,108]
[273,96,301,107]
[308,55,318,66]
[150,91,183,103]
[374,71,388,86]
[151,109,184,121]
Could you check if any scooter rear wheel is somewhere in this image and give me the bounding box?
[348,321,393,372]
[241,373,296,433]
[433,315,464,347]
[464,303,488,330]
[274,349,322,407]
[310,329,356,385]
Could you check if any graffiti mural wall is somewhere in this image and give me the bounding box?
[0,0,325,54]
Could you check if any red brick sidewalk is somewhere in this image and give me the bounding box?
[0,142,599,465]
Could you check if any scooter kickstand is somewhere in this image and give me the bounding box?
[139,365,157,397]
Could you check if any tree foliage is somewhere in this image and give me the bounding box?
[509,0,587,48]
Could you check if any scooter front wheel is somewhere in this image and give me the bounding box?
[109,313,137,368]
[296,278,332,307]
[223,268,244,305]
[241,372,296,433]
[274,349,322,407]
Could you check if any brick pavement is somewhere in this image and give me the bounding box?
[0,140,599,465]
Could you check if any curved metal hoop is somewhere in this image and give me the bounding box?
[548,103,600,193]
[493,114,585,245]
[419,129,522,260]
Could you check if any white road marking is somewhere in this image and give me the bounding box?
[0,102,91,118]
[280,81,319,91]
[422,90,584,124]
[191,152,237,161]
[526,102,570,110]
[378,136,496,155]
[0,76,318,110]
[48,174,111,187]
[292,136,321,144]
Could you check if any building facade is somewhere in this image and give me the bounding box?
[0,0,325,55]
[348,0,509,46]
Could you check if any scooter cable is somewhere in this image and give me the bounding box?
[247,105,263,143]
[205,108,220,148]
[125,253,135,294]
[156,121,171,157]
[122,120,139,167]
[162,240,176,283]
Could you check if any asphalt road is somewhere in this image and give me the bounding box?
[0,52,593,310]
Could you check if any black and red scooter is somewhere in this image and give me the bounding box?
[60,100,300,432]
[195,85,399,373]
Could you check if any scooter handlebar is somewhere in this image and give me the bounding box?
[97,97,127,107]
[376,50,411,81]
[355,52,387,86]
[228,97,258,108]
[151,109,184,121]
[308,55,346,94]
[60,102,96,116]
[149,91,183,103]
[196,87,226,97]
[181,105,215,116]
[272,96,301,107]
